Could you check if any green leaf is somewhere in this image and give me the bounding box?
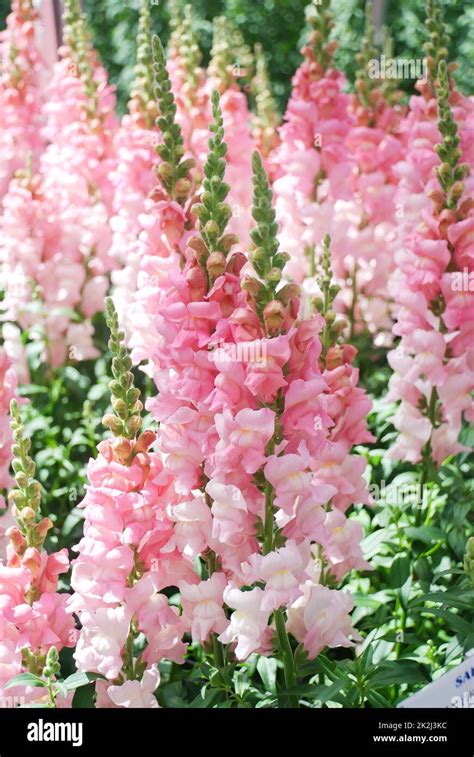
[54,682,69,700]
[413,607,473,637]
[389,554,411,588]
[257,656,278,695]
[189,688,221,708]
[64,672,95,691]
[4,673,46,690]
[370,660,429,687]
[405,526,444,545]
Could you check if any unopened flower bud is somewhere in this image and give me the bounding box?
[111,437,134,463]
[204,220,220,238]
[35,517,53,540]
[437,162,451,182]
[267,267,282,283]
[102,414,123,435]
[427,188,445,212]
[220,233,239,253]
[20,507,36,522]
[187,235,208,262]
[277,283,300,306]
[175,178,191,200]
[22,547,42,577]
[241,275,264,299]
[112,398,128,418]
[128,415,142,437]
[464,537,474,584]
[263,300,286,335]
[186,263,207,294]
[207,251,226,279]
[134,430,156,455]
[449,181,464,202]
[6,527,26,554]
[158,162,174,182]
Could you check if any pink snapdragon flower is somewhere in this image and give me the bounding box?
[388,68,474,466]
[179,572,228,642]
[0,0,45,199]
[286,583,361,659]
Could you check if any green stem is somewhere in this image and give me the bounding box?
[274,608,298,708]
[348,263,357,342]
[212,633,225,669]
[416,388,438,525]
[46,678,57,708]
[263,480,274,555]
[125,634,135,680]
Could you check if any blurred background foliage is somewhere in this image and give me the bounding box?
[1,0,472,114]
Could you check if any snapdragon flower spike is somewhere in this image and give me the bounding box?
[0,350,18,495]
[207,17,255,247]
[102,298,143,441]
[0,401,74,703]
[165,2,210,174]
[434,61,470,212]
[108,0,161,334]
[189,90,237,285]
[311,235,345,365]
[15,0,118,367]
[0,0,45,199]
[306,0,337,70]
[70,298,181,705]
[251,44,280,160]
[246,150,292,335]
[353,2,381,124]
[63,0,100,118]
[8,400,50,552]
[151,34,195,204]
[387,59,474,466]
[424,0,450,85]
[168,2,202,97]
[129,0,159,129]
[391,0,471,244]
[208,16,254,94]
[271,0,354,294]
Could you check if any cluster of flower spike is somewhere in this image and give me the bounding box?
[387,58,474,465]
[272,0,406,343]
[0,0,472,710]
[0,0,44,199]
[70,82,375,708]
[0,399,74,706]
[1,0,117,370]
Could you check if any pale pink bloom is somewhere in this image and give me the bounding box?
[179,573,228,643]
[287,584,361,659]
[205,480,249,547]
[0,618,22,693]
[387,404,433,464]
[244,540,309,612]
[264,453,314,514]
[322,510,371,581]
[210,408,275,476]
[168,496,212,559]
[312,444,372,511]
[218,585,271,660]
[13,593,75,652]
[107,666,161,708]
[243,335,291,402]
[74,606,132,680]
